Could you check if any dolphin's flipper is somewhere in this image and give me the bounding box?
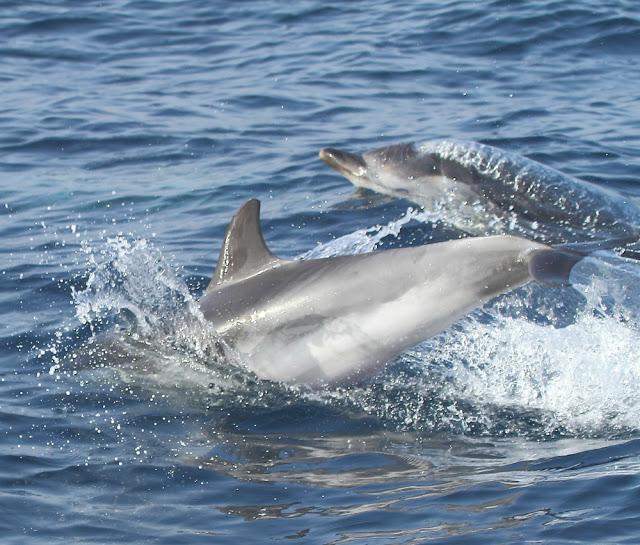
[208,199,286,292]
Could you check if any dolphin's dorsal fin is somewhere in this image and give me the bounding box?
[207,199,284,292]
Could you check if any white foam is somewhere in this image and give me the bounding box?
[430,296,640,435]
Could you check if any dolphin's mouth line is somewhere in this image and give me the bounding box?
[319,147,421,200]
[319,148,368,179]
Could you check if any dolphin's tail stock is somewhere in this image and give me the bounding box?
[528,234,640,287]
[527,248,584,287]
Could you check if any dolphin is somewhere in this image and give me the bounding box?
[319,140,640,244]
[198,199,588,387]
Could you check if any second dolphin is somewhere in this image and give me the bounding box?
[320,139,640,244]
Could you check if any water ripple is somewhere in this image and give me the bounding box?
[2,0,640,543]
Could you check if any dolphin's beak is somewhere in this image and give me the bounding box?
[319,148,367,179]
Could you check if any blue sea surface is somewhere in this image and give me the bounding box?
[2,1,640,543]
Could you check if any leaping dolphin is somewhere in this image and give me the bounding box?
[319,140,640,244]
[199,199,588,386]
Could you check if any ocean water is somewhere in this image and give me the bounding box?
[2,1,640,543]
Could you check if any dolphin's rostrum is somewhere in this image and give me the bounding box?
[199,199,587,386]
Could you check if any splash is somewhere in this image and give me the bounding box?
[57,211,640,439]
[428,280,640,437]
[59,237,255,400]
[72,237,195,335]
[301,206,437,258]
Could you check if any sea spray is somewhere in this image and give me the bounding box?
[56,210,640,439]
